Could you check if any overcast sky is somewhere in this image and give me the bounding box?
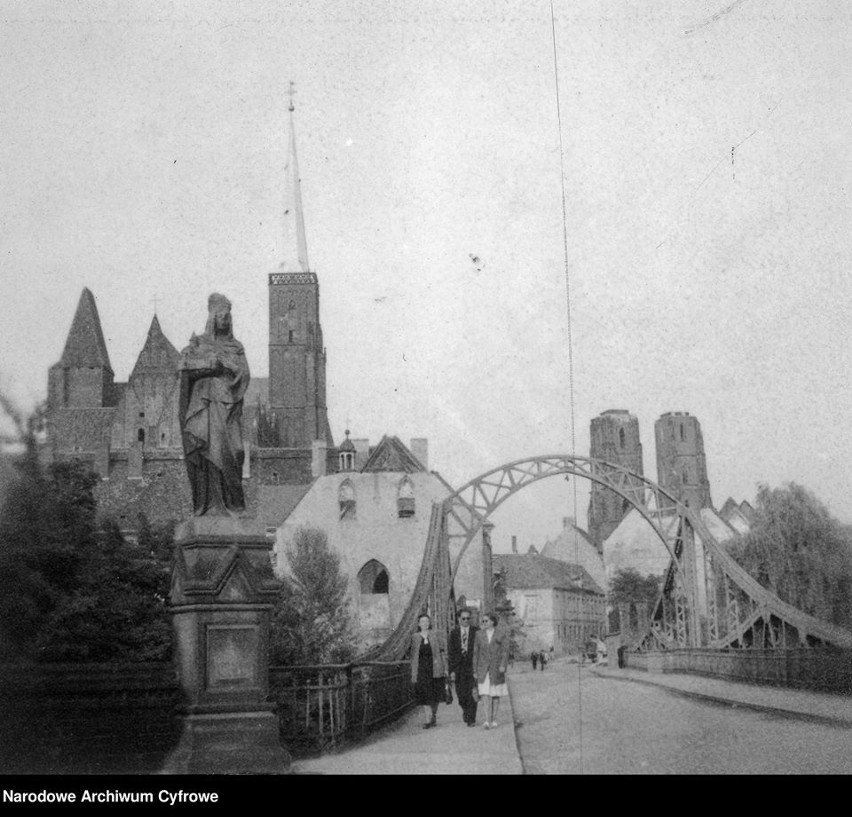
[1,0,850,551]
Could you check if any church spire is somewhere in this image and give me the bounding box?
[59,287,114,373]
[279,82,310,273]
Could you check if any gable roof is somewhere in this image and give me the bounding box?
[59,288,113,372]
[494,553,605,596]
[361,435,426,473]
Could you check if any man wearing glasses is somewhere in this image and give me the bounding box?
[448,609,479,727]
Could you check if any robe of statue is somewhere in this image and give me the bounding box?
[179,299,250,516]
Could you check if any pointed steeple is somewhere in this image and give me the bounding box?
[129,314,180,379]
[59,287,114,373]
[279,82,310,273]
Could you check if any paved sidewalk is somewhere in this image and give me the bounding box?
[290,688,524,775]
[591,662,852,727]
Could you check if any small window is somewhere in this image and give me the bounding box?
[339,480,356,519]
[137,428,145,443]
[680,423,685,441]
[619,428,625,448]
[288,329,295,343]
[397,478,415,518]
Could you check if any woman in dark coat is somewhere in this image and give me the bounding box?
[473,612,510,729]
[409,613,447,729]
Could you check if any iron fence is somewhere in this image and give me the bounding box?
[623,648,852,693]
[269,660,413,756]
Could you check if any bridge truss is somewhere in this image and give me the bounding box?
[373,454,852,660]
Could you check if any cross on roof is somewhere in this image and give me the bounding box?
[288,81,296,112]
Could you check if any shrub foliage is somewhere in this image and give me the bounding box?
[269,526,355,665]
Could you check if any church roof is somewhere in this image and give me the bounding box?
[256,483,315,528]
[494,553,604,596]
[129,315,180,380]
[360,435,426,473]
[58,288,113,372]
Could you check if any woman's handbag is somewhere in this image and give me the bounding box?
[471,683,480,702]
[444,677,454,705]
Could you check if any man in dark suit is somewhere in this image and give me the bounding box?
[448,609,479,727]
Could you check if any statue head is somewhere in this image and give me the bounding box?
[206,293,233,338]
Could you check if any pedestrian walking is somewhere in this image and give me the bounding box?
[531,650,538,670]
[473,613,510,730]
[409,613,448,729]
[448,609,479,726]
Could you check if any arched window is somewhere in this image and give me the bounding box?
[683,469,689,485]
[397,477,415,518]
[680,423,685,441]
[619,428,625,448]
[339,480,356,519]
[358,559,389,594]
[137,428,145,443]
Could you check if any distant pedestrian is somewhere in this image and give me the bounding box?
[474,613,510,729]
[531,651,538,670]
[539,650,546,670]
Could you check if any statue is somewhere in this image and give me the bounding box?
[179,293,250,516]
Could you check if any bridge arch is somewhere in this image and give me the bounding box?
[373,454,852,661]
[442,455,852,652]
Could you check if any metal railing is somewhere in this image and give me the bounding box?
[269,660,413,756]
[622,648,852,693]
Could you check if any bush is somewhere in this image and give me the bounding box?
[269,526,355,665]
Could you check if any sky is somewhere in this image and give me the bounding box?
[1,0,850,553]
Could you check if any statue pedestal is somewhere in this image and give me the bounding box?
[162,517,290,775]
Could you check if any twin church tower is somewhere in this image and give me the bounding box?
[45,94,334,526]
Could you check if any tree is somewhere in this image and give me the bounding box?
[728,483,852,628]
[607,568,662,633]
[269,526,355,665]
[0,395,174,662]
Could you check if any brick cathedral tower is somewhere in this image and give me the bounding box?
[654,412,712,510]
[587,409,644,554]
[267,87,333,450]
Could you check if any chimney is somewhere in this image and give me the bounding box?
[311,439,328,477]
[353,438,370,470]
[410,438,429,471]
[511,535,518,554]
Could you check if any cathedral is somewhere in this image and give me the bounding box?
[44,98,337,530]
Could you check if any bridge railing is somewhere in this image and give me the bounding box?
[269,660,414,756]
[622,648,852,693]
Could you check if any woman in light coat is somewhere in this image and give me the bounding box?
[472,612,510,729]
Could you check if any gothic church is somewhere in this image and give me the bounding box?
[44,99,337,529]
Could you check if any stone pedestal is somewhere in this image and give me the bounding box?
[162,517,290,775]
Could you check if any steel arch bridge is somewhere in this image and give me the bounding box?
[373,454,852,660]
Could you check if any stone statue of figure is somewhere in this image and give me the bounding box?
[179,293,250,516]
